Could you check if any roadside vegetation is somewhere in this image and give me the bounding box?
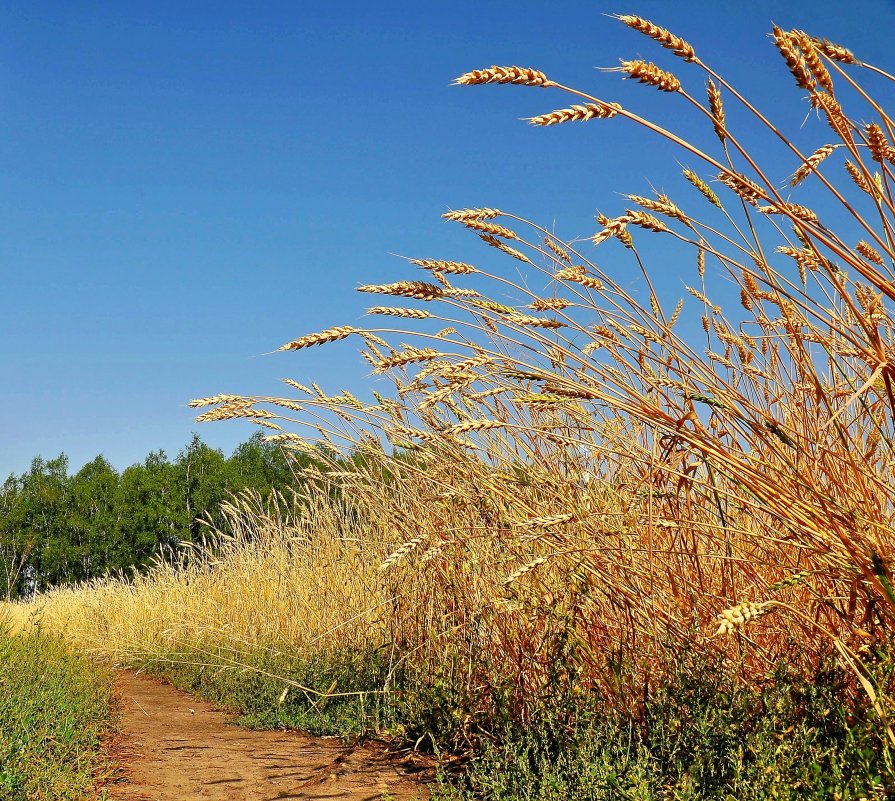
[0,624,112,801]
[12,14,895,799]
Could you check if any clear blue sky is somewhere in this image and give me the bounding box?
[2,0,893,476]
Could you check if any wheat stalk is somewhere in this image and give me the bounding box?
[789,144,836,187]
[717,171,765,205]
[449,218,519,238]
[528,102,621,126]
[706,78,726,142]
[453,66,552,87]
[810,36,858,64]
[713,600,778,637]
[772,26,816,93]
[367,307,434,319]
[618,60,681,92]
[614,15,696,62]
[442,208,502,222]
[411,258,478,274]
[278,326,359,351]
[684,168,724,208]
[357,281,445,301]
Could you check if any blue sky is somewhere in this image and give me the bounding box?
[2,0,893,476]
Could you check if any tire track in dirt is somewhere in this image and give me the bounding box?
[107,671,430,801]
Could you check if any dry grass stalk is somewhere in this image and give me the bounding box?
[278,326,359,351]
[618,60,681,92]
[614,15,696,62]
[857,241,885,266]
[706,78,726,142]
[789,144,836,187]
[453,66,551,87]
[22,17,895,739]
[772,26,817,93]
[528,102,621,126]
[544,237,571,263]
[717,171,765,205]
[450,218,519,239]
[358,281,445,301]
[367,306,434,319]
[442,208,502,222]
[810,36,858,64]
[684,169,724,208]
[411,258,477,274]
[793,30,835,94]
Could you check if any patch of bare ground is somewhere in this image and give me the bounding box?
[105,671,431,801]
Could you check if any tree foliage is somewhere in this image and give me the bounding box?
[0,433,295,599]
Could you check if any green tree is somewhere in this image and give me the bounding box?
[116,450,186,571]
[17,455,72,593]
[67,456,120,581]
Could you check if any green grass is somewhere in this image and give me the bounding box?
[439,653,895,801]
[0,626,113,801]
[139,645,406,740]
[135,643,895,799]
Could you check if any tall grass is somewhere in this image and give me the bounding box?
[16,14,895,785]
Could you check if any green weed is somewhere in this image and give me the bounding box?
[0,626,112,801]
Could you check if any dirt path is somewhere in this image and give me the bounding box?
[107,671,431,801]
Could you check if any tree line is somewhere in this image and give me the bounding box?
[0,433,295,599]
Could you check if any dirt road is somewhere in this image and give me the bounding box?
[107,671,430,801]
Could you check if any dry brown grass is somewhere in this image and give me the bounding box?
[17,15,895,732]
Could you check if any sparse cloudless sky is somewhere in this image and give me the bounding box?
[2,0,894,476]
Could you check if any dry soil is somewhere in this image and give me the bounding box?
[106,671,431,801]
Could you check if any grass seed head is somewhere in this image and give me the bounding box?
[707,78,726,141]
[619,60,681,92]
[793,30,834,94]
[479,233,531,263]
[411,258,478,274]
[451,218,518,238]
[614,15,696,62]
[367,306,434,319]
[684,169,723,208]
[453,65,551,87]
[856,241,885,266]
[358,281,445,301]
[772,26,817,93]
[789,144,836,187]
[717,171,765,205]
[442,208,502,222]
[544,237,572,263]
[714,600,777,636]
[278,326,359,351]
[528,102,621,126]
[866,123,895,164]
[810,35,858,64]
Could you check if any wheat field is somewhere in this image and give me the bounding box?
[12,16,895,759]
